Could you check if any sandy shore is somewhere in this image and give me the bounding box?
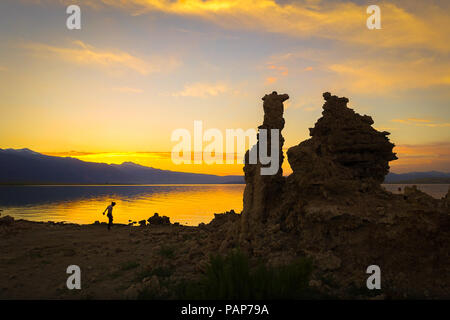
[0,219,213,299]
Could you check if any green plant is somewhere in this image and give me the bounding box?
[176,249,314,299]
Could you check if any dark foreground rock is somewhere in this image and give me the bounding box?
[218,91,449,298]
[0,215,14,226]
[147,213,171,225]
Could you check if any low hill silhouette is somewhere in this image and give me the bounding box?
[0,148,244,184]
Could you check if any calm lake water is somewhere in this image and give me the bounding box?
[0,184,245,226]
[0,184,448,226]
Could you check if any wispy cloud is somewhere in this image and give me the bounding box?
[267,65,288,76]
[22,40,180,75]
[264,64,288,85]
[327,58,450,93]
[264,77,278,85]
[391,142,450,172]
[392,118,450,127]
[22,1,450,94]
[267,48,450,94]
[44,0,450,53]
[173,82,229,97]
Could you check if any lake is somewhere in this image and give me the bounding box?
[0,184,448,226]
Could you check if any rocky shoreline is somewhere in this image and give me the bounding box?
[0,214,224,299]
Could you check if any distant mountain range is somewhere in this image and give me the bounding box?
[0,148,448,184]
[384,171,450,184]
[0,148,244,184]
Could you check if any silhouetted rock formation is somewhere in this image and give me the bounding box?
[444,187,450,208]
[241,91,288,235]
[288,92,397,194]
[0,215,14,226]
[227,91,450,298]
[138,220,147,226]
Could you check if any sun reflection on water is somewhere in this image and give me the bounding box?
[0,184,245,226]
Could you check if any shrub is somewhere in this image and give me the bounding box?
[176,249,314,299]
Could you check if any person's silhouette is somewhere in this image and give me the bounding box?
[103,202,116,230]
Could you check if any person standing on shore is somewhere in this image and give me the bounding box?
[102,202,116,231]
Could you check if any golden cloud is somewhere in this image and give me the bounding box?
[264,64,288,85]
[42,0,450,53]
[392,118,450,128]
[267,47,450,93]
[391,142,450,172]
[327,57,450,93]
[172,82,229,97]
[265,77,278,85]
[268,65,288,76]
[22,40,180,75]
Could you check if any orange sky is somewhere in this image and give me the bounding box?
[1,0,449,174]
[43,142,450,175]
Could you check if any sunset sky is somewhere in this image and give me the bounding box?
[0,0,449,175]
